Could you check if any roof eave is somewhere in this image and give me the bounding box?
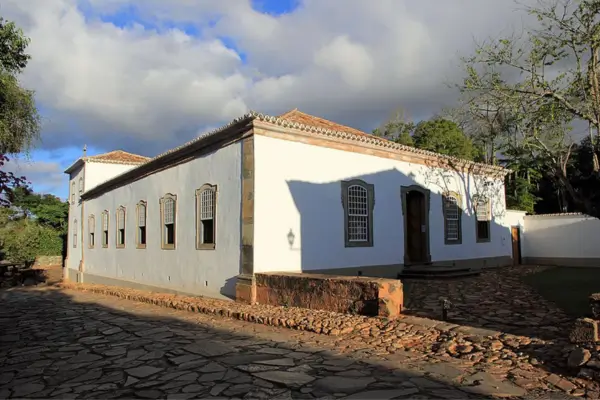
[86,158,149,167]
[81,114,256,200]
[254,115,511,178]
[64,158,85,174]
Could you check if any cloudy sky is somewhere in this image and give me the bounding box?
[2,0,534,198]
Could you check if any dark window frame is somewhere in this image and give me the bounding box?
[474,196,492,243]
[196,184,217,250]
[102,210,109,248]
[88,215,95,249]
[160,193,177,250]
[443,192,462,245]
[341,179,375,248]
[116,206,126,248]
[136,201,147,249]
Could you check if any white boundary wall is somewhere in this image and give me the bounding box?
[522,213,600,267]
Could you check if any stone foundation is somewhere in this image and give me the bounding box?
[66,270,235,300]
[33,255,63,268]
[568,293,600,378]
[235,274,256,305]
[570,318,599,343]
[307,255,513,278]
[590,293,600,319]
[570,293,600,344]
[253,272,403,318]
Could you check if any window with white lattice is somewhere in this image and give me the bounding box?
[443,192,462,244]
[73,219,78,248]
[136,201,147,249]
[116,206,126,248]
[71,181,75,204]
[475,196,491,242]
[160,193,177,249]
[196,184,217,250]
[88,215,95,248]
[341,180,375,247]
[102,211,109,248]
[78,177,84,194]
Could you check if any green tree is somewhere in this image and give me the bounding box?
[503,146,543,213]
[372,108,415,146]
[458,0,600,216]
[412,118,476,160]
[0,17,40,206]
[0,219,62,263]
[9,186,68,234]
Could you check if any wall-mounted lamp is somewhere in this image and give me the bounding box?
[287,229,295,248]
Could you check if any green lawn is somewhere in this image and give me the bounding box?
[522,267,600,317]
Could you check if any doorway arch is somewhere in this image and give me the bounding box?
[401,185,431,265]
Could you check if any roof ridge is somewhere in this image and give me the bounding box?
[90,149,150,159]
[250,111,508,173]
[81,110,508,200]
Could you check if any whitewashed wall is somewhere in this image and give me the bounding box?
[506,210,527,229]
[67,164,84,271]
[81,142,242,299]
[85,163,140,192]
[66,162,144,272]
[522,214,600,267]
[253,135,513,274]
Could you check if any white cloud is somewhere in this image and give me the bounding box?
[4,158,65,196]
[0,0,539,159]
[314,36,374,90]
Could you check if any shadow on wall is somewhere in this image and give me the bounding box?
[523,215,600,267]
[286,166,509,275]
[220,277,237,301]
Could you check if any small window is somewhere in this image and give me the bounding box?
[443,193,462,244]
[88,215,95,249]
[341,180,375,247]
[475,197,491,243]
[102,211,109,248]
[160,193,177,249]
[136,201,147,249]
[116,206,126,248]
[73,219,77,248]
[196,184,217,250]
[78,177,84,194]
[71,181,75,204]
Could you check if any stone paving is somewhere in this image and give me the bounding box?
[0,285,581,399]
[402,266,586,388]
[404,266,571,340]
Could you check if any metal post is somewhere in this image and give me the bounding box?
[440,297,452,321]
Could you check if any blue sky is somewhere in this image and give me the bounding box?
[2,0,532,200]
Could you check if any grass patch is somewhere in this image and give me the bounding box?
[522,267,600,317]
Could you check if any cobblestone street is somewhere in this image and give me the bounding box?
[404,266,571,340]
[0,285,582,399]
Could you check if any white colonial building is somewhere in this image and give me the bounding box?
[65,110,517,301]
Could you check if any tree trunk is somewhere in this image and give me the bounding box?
[555,167,596,217]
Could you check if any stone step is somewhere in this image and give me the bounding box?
[402,266,472,274]
[397,267,480,280]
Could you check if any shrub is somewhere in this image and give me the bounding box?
[0,219,63,263]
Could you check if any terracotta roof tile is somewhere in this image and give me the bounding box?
[525,212,587,218]
[82,110,509,200]
[278,109,386,141]
[88,150,150,164]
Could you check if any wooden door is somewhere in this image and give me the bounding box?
[406,191,426,263]
[511,226,521,265]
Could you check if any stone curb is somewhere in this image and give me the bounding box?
[58,282,394,337]
[57,282,505,343]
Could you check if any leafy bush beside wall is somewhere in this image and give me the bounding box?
[0,219,63,263]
